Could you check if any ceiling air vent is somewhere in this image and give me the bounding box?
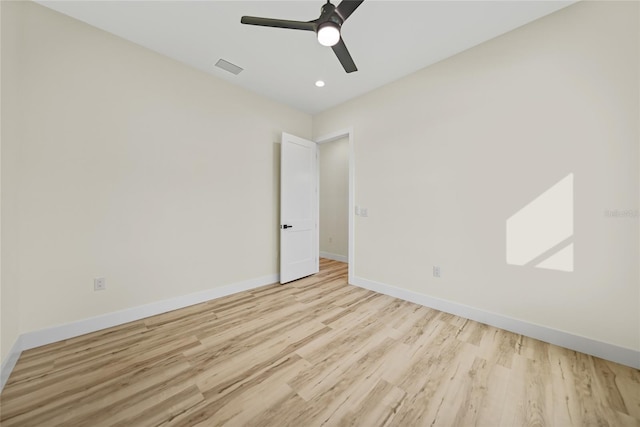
[214,59,243,75]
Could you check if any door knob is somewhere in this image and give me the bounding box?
[281,224,293,229]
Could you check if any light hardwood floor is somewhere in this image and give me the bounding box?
[1,259,639,426]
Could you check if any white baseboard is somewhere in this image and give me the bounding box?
[4,272,637,393]
[319,251,348,263]
[350,275,640,370]
[0,274,279,392]
[0,337,23,392]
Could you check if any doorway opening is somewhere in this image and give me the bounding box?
[316,129,354,283]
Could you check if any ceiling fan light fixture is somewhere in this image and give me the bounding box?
[241,0,363,72]
[317,22,340,47]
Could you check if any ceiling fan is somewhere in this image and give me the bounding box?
[241,0,364,73]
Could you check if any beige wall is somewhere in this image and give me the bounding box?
[2,0,638,370]
[1,0,4,365]
[0,0,311,362]
[319,137,349,259]
[1,1,22,364]
[314,1,639,351]
[0,0,4,363]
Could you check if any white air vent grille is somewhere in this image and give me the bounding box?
[215,59,243,75]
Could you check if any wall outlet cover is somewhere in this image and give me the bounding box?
[94,277,106,291]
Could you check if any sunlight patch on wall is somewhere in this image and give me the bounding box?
[506,173,574,272]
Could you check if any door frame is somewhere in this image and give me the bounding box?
[315,127,354,284]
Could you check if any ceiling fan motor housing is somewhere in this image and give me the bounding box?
[320,2,345,26]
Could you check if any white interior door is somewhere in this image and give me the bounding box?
[280,132,319,284]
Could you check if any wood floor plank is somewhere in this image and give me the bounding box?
[1,258,638,426]
[338,379,406,427]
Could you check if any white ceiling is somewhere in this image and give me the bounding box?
[37,1,575,115]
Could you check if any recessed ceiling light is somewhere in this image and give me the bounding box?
[315,80,325,88]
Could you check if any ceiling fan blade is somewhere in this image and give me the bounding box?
[241,16,316,32]
[331,38,357,73]
[335,0,364,21]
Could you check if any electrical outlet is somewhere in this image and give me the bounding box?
[433,266,441,278]
[94,277,106,291]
